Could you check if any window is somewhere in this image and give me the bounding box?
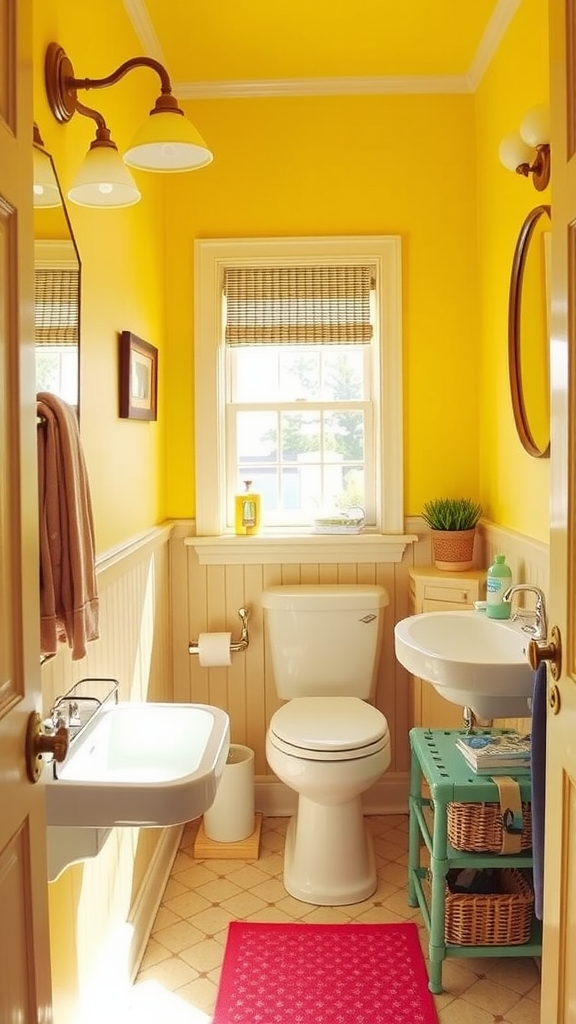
[194,237,403,536]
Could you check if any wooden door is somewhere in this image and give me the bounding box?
[0,1,54,1019]
[541,1,576,1018]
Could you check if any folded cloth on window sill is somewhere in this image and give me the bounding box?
[37,392,99,660]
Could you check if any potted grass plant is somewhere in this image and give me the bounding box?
[421,497,483,571]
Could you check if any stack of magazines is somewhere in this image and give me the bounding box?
[455,732,531,774]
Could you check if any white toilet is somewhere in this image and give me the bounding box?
[262,583,391,906]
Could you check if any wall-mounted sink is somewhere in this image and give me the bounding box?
[394,610,534,718]
[43,702,230,828]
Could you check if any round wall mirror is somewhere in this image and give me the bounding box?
[508,204,551,458]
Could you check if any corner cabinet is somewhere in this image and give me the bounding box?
[408,566,486,730]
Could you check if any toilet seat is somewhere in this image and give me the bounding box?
[269,697,389,762]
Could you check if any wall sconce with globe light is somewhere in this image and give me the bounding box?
[499,105,550,191]
[44,42,213,209]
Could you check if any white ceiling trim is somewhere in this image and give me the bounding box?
[124,0,521,99]
[466,0,522,91]
[175,75,472,100]
[123,0,166,63]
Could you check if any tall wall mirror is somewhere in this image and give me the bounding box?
[508,204,551,458]
[33,127,81,410]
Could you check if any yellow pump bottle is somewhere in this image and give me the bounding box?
[234,480,261,535]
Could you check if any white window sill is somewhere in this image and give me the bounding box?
[185,531,418,565]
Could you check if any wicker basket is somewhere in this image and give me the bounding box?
[448,800,532,853]
[444,868,534,946]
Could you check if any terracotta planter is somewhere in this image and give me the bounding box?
[431,528,476,571]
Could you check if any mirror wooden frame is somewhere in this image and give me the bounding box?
[508,203,551,458]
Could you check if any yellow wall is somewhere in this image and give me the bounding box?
[33,0,168,552]
[34,0,550,552]
[476,0,550,541]
[164,92,481,519]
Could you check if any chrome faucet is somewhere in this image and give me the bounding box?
[503,584,548,642]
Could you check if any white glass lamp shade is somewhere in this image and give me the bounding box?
[33,146,62,208]
[499,132,534,172]
[520,105,550,147]
[124,109,213,172]
[68,144,141,208]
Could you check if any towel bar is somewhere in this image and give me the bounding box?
[188,607,250,657]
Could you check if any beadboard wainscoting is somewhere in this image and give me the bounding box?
[41,525,177,1024]
[477,520,549,734]
[170,518,549,815]
[171,519,434,817]
[479,520,549,595]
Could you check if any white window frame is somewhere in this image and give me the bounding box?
[194,235,404,541]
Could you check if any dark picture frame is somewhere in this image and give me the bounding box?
[119,331,158,421]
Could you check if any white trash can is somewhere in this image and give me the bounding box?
[203,744,255,842]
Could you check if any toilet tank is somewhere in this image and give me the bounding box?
[261,584,389,699]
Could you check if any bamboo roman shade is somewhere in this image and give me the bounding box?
[224,265,374,345]
[34,268,80,345]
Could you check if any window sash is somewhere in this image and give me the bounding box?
[225,400,374,527]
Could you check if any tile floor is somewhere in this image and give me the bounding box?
[128,815,541,1024]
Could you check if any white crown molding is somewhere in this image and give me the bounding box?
[175,75,472,100]
[467,0,522,91]
[124,0,521,99]
[122,0,167,64]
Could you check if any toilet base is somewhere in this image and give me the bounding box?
[282,794,377,906]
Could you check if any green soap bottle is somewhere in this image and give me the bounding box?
[486,554,512,619]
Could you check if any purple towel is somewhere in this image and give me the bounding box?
[531,663,547,920]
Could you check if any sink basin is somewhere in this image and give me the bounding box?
[394,611,534,718]
[43,702,230,827]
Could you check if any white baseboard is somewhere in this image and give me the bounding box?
[254,772,409,817]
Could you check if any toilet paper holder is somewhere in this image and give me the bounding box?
[188,607,250,657]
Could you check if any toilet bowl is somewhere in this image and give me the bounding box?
[266,696,390,905]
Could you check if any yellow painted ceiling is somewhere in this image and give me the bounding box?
[138,0,504,83]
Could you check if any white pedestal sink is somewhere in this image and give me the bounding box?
[394,610,534,718]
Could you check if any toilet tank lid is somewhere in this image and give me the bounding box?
[261,584,389,611]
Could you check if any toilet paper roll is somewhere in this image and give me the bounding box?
[197,632,232,668]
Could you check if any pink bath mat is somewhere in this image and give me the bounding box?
[212,921,439,1023]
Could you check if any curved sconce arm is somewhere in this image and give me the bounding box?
[46,45,179,124]
[71,55,173,98]
[75,99,113,137]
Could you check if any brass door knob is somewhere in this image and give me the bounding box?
[26,711,69,783]
[527,625,562,680]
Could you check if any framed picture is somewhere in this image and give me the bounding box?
[119,331,158,420]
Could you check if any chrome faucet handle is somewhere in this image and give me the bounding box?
[503,584,548,641]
